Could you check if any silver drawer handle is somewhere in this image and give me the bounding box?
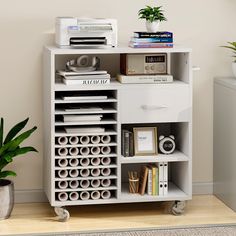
[141,105,168,110]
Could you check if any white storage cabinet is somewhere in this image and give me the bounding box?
[43,46,192,221]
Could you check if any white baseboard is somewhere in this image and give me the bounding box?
[14,182,214,203]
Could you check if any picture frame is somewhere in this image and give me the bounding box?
[133,127,158,156]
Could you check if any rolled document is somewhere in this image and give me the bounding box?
[101,179,111,187]
[80,179,90,189]
[57,147,68,156]
[68,136,79,145]
[57,136,68,145]
[80,158,90,167]
[100,146,111,155]
[80,136,90,145]
[91,179,100,188]
[57,158,68,168]
[69,169,79,178]
[58,192,68,201]
[101,157,111,166]
[91,168,101,177]
[57,180,68,189]
[69,147,79,156]
[91,146,100,155]
[80,191,90,201]
[101,168,111,176]
[80,147,90,156]
[90,157,100,166]
[69,158,79,167]
[101,190,111,199]
[91,190,101,200]
[57,169,68,178]
[91,135,101,144]
[69,191,79,201]
[80,169,90,177]
[101,135,111,144]
[69,180,79,189]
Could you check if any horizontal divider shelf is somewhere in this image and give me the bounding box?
[54,98,117,104]
[55,120,117,126]
[55,130,117,137]
[55,186,117,192]
[55,109,117,115]
[54,154,117,159]
[55,175,118,181]
[120,150,189,163]
[55,142,117,148]
[55,164,117,170]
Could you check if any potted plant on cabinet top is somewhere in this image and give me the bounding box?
[138,5,167,32]
[221,42,236,77]
[0,118,37,220]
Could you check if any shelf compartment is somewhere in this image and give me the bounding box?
[54,153,117,159]
[55,129,117,137]
[55,165,117,170]
[120,150,189,163]
[55,108,117,115]
[55,175,118,181]
[55,186,117,192]
[55,142,117,148]
[54,98,117,104]
[55,119,117,126]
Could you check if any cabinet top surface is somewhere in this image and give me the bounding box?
[45,44,192,54]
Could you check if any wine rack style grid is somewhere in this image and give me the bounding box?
[54,90,118,202]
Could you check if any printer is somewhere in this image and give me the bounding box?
[55,17,118,48]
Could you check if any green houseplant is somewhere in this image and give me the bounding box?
[0,117,37,219]
[221,42,236,77]
[138,5,167,32]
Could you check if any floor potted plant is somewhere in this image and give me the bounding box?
[221,42,236,77]
[138,5,167,32]
[0,117,37,220]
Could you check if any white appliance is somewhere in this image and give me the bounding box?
[55,17,117,48]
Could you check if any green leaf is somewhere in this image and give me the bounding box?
[4,118,29,144]
[0,170,16,178]
[0,118,3,148]
[0,126,37,156]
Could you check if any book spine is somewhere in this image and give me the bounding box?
[129,42,173,48]
[131,38,173,43]
[134,32,173,38]
[147,168,152,195]
[129,132,134,157]
[156,167,159,195]
[63,79,110,85]
[117,75,173,84]
[152,167,156,195]
[124,131,129,157]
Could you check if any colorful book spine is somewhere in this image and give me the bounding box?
[129,42,173,48]
[156,167,159,196]
[130,37,173,43]
[147,167,152,195]
[152,166,156,195]
[63,78,110,85]
[133,31,173,38]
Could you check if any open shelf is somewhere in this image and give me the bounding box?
[55,119,117,126]
[54,97,117,103]
[55,142,117,148]
[55,175,118,181]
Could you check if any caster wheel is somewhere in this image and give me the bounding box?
[54,207,70,222]
[171,201,186,216]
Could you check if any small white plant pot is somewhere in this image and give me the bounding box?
[146,21,160,32]
[232,62,236,77]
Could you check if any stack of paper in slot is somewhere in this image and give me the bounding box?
[57,70,111,85]
[129,31,173,48]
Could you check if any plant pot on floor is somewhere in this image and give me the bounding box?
[0,179,14,220]
[146,21,160,32]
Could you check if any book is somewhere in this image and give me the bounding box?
[65,127,105,133]
[117,74,173,84]
[64,74,111,80]
[139,166,149,195]
[57,70,108,77]
[63,114,103,122]
[133,31,173,38]
[156,167,159,195]
[147,166,152,195]
[152,166,157,195]
[63,78,110,85]
[122,130,130,157]
[129,42,173,48]
[130,37,173,43]
[129,131,134,157]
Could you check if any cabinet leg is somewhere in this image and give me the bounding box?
[171,201,186,216]
[54,207,70,222]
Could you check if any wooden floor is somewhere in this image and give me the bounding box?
[1,195,236,235]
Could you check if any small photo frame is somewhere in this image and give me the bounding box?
[133,127,158,156]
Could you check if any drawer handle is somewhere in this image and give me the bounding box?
[141,105,168,110]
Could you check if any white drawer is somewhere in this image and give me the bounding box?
[120,86,191,123]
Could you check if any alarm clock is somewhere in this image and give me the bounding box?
[159,135,175,154]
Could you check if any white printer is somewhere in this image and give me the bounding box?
[55,17,118,48]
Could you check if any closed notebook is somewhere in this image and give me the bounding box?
[139,165,149,195]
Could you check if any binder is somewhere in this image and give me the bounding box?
[159,181,164,196]
[164,181,168,195]
[158,162,164,182]
[163,162,168,182]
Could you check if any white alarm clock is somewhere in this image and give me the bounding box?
[159,135,176,154]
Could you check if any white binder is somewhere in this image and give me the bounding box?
[159,181,164,196]
[163,181,168,195]
[158,162,164,182]
[163,162,168,182]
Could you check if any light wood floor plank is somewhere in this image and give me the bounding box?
[1,195,236,235]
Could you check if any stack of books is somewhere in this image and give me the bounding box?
[57,70,111,85]
[129,31,173,48]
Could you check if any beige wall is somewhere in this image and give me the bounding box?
[0,0,236,191]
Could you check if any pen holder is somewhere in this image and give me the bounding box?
[129,178,139,194]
